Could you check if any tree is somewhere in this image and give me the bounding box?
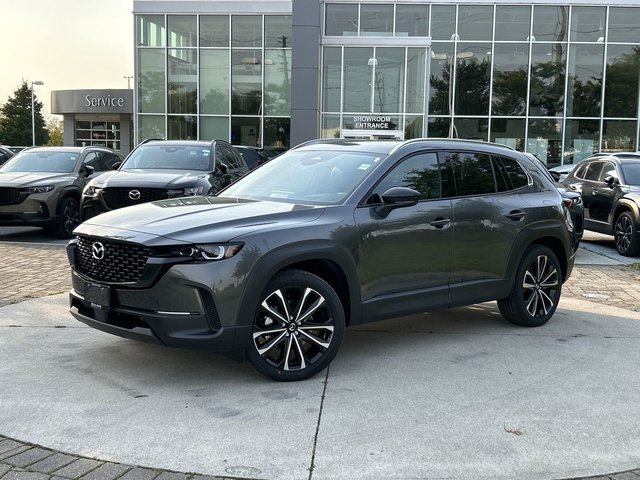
[0,80,49,146]
[46,117,63,146]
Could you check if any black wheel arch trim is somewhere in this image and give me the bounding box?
[233,241,360,350]
[503,221,573,293]
[611,199,640,228]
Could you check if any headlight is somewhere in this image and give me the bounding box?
[169,243,244,261]
[21,185,54,193]
[83,185,103,197]
[167,186,204,197]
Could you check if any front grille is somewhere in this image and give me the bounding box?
[75,235,151,283]
[0,187,20,205]
[101,188,168,209]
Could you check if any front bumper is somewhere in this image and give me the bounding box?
[67,237,256,352]
[0,197,55,227]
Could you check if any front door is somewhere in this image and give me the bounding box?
[355,151,452,321]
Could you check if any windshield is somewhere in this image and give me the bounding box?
[122,145,212,171]
[621,163,640,185]
[0,151,79,173]
[221,148,385,204]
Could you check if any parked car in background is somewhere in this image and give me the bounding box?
[262,146,288,160]
[0,146,15,166]
[548,163,576,183]
[0,146,122,238]
[7,146,27,154]
[233,145,269,169]
[81,139,249,220]
[562,153,640,256]
[68,138,575,381]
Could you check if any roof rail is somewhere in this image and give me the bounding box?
[138,138,163,146]
[290,138,363,151]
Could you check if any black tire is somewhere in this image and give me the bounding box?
[246,269,345,381]
[614,211,640,257]
[498,245,562,327]
[52,197,80,239]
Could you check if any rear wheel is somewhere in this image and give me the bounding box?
[614,212,640,257]
[52,197,80,239]
[246,269,345,381]
[498,245,562,327]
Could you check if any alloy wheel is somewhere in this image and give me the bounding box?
[522,254,559,318]
[253,286,335,372]
[615,214,633,254]
[63,201,80,237]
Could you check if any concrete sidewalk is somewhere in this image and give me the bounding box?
[1,235,640,480]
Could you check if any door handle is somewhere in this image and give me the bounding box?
[505,210,526,221]
[592,189,599,195]
[429,217,451,228]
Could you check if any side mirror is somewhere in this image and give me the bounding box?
[112,162,122,170]
[375,187,421,217]
[216,162,229,174]
[604,175,618,188]
[82,165,95,176]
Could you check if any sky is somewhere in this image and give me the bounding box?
[0,0,134,118]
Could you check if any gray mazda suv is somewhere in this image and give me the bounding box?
[67,139,576,381]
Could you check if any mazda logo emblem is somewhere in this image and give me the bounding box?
[91,242,105,260]
[129,190,141,200]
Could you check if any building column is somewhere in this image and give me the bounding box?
[290,0,321,146]
[63,115,75,147]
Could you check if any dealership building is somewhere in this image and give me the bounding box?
[132,0,640,165]
[51,89,134,154]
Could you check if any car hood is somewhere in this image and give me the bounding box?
[92,169,207,189]
[75,196,325,244]
[0,172,76,186]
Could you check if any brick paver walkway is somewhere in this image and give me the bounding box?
[1,241,639,480]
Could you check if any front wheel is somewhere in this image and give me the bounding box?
[52,197,80,239]
[498,245,562,327]
[614,212,640,257]
[246,269,345,381]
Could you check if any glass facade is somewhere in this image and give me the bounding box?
[135,14,291,148]
[319,3,640,166]
[75,120,122,151]
[134,4,640,166]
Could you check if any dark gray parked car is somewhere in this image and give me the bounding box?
[67,139,576,381]
[563,153,640,256]
[0,146,122,238]
[81,139,249,220]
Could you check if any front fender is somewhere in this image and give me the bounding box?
[233,240,361,349]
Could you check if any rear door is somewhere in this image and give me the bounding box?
[444,151,532,304]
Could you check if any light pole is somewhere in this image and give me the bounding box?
[30,80,44,146]
[123,76,133,89]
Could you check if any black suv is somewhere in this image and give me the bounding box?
[0,146,122,238]
[563,153,640,256]
[68,139,576,381]
[80,139,248,220]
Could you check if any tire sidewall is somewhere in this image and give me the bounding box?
[246,269,345,381]
[54,197,80,239]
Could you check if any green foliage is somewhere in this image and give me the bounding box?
[0,80,49,146]
[46,117,64,146]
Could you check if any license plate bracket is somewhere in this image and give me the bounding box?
[84,282,111,309]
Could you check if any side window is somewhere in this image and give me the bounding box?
[444,151,495,196]
[82,152,98,170]
[584,161,604,181]
[494,155,529,191]
[373,152,441,201]
[573,163,588,179]
[0,151,9,162]
[94,152,114,172]
[598,161,616,181]
[223,146,243,169]
[215,145,226,167]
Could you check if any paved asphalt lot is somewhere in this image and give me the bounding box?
[0,226,640,480]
